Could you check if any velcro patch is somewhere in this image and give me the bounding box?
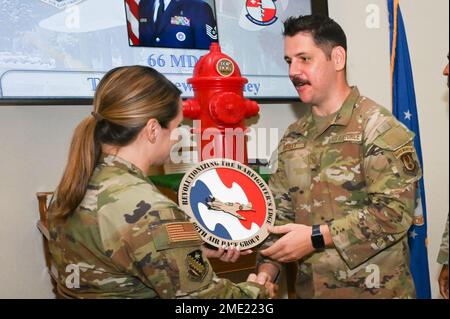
[166,222,200,243]
[400,153,418,175]
[373,125,414,151]
[376,121,393,135]
[153,222,202,251]
[281,141,306,153]
[393,145,415,159]
[186,249,208,281]
[330,133,362,144]
[158,207,187,221]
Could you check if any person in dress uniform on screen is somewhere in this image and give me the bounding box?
[138,0,218,49]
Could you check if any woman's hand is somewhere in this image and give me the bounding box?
[247,272,279,299]
[201,244,253,263]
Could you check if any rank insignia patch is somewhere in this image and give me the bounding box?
[186,250,208,281]
[206,24,218,40]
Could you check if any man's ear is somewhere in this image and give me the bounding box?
[331,46,347,72]
[144,118,161,143]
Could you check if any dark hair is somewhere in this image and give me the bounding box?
[53,65,181,217]
[283,15,347,57]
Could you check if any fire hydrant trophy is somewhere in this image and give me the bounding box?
[178,44,275,250]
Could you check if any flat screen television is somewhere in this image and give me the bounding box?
[0,0,328,104]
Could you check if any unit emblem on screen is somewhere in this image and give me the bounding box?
[245,0,278,26]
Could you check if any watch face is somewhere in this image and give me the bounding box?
[312,233,325,250]
[178,158,276,250]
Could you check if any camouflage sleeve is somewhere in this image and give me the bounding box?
[329,121,422,269]
[256,136,295,273]
[99,185,267,299]
[437,214,449,265]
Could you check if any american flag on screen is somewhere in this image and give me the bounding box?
[125,0,140,45]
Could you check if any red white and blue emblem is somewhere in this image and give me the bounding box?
[179,159,275,249]
[245,0,278,26]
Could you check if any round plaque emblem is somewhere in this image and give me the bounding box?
[179,158,275,250]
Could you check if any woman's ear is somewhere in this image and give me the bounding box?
[332,46,347,72]
[144,118,161,144]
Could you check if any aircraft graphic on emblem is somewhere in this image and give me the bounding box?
[205,195,255,221]
[179,158,275,250]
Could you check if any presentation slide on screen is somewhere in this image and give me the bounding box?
[0,0,312,99]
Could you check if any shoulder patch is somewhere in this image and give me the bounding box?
[400,152,419,175]
[393,145,415,159]
[158,207,188,221]
[394,142,419,176]
[373,125,414,151]
[186,249,209,281]
[153,222,202,251]
[166,222,200,243]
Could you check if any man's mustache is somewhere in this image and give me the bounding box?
[291,76,311,87]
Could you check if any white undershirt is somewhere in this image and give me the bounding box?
[153,0,172,22]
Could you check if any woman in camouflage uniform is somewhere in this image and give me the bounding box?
[47,65,268,299]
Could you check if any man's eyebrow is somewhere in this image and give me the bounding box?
[284,52,308,60]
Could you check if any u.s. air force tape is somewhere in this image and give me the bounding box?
[178,158,276,250]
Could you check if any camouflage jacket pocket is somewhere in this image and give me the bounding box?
[282,147,311,193]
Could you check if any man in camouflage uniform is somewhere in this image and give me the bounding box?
[48,154,267,298]
[437,56,449,299]
[254,15,422,298]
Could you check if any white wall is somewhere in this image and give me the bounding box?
[0,0,448,298]
[400,0,449,299]
[0,105,90,298]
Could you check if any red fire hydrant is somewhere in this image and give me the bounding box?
[183,43,259,164]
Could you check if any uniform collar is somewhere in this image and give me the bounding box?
[295,86,360,137]
[99,154,147,181]
[154,0,172,12]
[332,86,360,126]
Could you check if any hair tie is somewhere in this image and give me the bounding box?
[91,111,105,122]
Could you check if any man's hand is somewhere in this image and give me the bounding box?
[247,272,278,299]
[260,224,315,262]
[439,264,449,299]
[201,244,252,263]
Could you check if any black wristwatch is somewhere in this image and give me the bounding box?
[311,224,325,250]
